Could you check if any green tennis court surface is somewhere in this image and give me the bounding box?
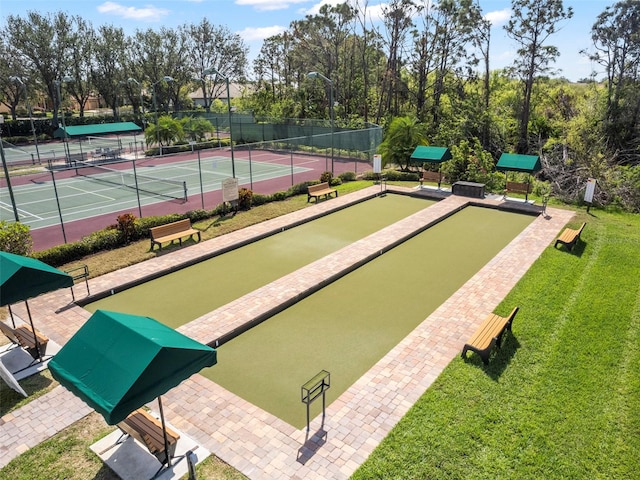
[84,195,435,323]
[0,156,311,229]
[203,206,534,428]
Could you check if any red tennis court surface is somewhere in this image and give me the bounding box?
[6,149,371,251]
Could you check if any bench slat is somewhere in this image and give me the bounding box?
[461,307,519,364]
[0,321,49,360]
[307,182,338,203]
[505,181,532,195]
[555,222,586,251]
[118,409,180,462]
[150,219,201,250]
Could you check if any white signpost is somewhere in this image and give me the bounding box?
[222,177,239,214]
[584,178,596,212]
[373,154,382,173]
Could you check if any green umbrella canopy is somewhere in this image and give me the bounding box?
[496,153,542,173]
[409,146,453,164]
[0,251,73,306]
[49,310,217,425]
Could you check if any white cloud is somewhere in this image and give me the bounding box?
[485,8,511,27]
[302,0,345,16]
[235,0,309,11]
[237,25,287,42]
[97,2,169,21]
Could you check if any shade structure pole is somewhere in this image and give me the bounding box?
[157,396,172,468]
[24,300,42,362]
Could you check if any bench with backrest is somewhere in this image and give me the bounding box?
[117,408,180,464]
[461,306,519,364]
[150,218,201,250]
[555,222,586,252]
[420,170,447,189]
[0,321,49,360]
[504,181,532,197]
[307,182,338,203]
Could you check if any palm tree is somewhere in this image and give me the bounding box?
[377,117,427,171]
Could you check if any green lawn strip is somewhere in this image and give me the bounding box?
[0,370,58,417]
[352,210,640,479]
[0,413,118,480]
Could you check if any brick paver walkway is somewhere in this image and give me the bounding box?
[0,185,574,477]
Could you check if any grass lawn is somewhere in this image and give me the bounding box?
[2,183,638,479]
[352,207,640,479]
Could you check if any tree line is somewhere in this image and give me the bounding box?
[1,0,638,211]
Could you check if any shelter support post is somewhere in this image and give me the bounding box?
[157,396,172,469]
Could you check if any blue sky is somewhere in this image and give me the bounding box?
[1,1,616,81]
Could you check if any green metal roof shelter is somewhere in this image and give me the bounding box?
[496,153,541,202]
[409,146,452,189]
[54,121,142,139]
[409,145,452,164]
[0,251,74,362]
[496,153,541,173]
[49,310,217,468]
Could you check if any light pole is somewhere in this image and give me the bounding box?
[55,76,74,164]
[127,78,146,129]
[203,67,235,178]
[308,71,334,174]
[9,76,41,164]
[152,76,174,155]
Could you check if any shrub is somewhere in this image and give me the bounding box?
[272,191,287,201]
[362,169,418,181]
[287,182,311,196]
[251,193,271,206]
[238,188,253,210]
[33,242,92,267]
[320,171,333,183]
[116,213,137,244]
[339,171,357,182]
[0,221,33,255]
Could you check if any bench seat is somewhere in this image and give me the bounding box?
[307,182,338,203]
[150,218,201,250]
[554,222,586,252]
[118,408,180,464]
[461,306,519,364]
[0,321,49,360]
[504,181,532,196]
[420,170,447,188]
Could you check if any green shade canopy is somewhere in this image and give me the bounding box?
[0,251,73,306]
[410,146,453,164]
[54,122,142,139]
[496,153,542,173]
[49,310,217,425]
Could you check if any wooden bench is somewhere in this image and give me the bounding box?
[420,170,447,188]
[307,182,338,203]
[117,408,180,464]
[150,218,201,250]
[461,306,519,364]
[0,321,49,360]
[504,181,532,197]
[555,222,586,252]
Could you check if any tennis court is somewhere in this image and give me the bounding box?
[0,153,313,230]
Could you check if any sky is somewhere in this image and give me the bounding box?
[1,0,617,82]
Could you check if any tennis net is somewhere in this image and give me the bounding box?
[73,161,187,201]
